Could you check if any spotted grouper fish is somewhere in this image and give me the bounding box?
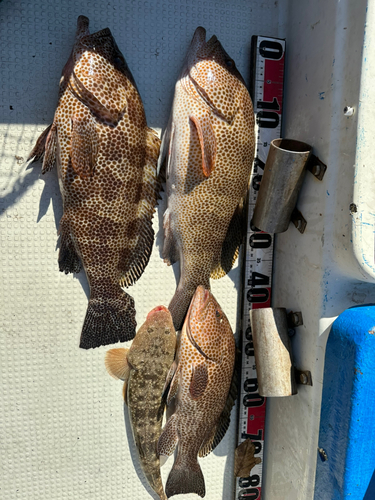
[158,286,236,498]
[105,305,177,500]
[159,27,255,330]
[28,16,161,349]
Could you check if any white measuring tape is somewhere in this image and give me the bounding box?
[235,36,286,500]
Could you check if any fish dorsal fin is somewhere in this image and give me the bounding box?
[105,348,130,381]
[71,114,98,178]
[198,361,238,457]
[189,113,216,177]
[119,127,161,288]
[189,363,208,400]
[211,200,246,279]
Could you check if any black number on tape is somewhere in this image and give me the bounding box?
[252,174,262,191]
[239,475,261,488]
[257,111,279,129]
[259,40,284,60]
[249,233,272,248]
[243,393,265,408]
[249,272,270,287]
[238,488,260,500]
[244,378,258,393]
[242,430,263,441]
[257,97,280,110]
[245,326,252,340]
[245,342,254,357]
[254,158,265,171]
[247,288,270,303]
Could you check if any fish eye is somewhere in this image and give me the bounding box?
[147,327,154,334]
[215,310,221,318]
[165,328,170,335]
[225,59,234,68]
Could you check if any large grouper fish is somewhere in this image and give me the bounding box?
[158,27,255,330]
[28,16,161,349]
[105,305,177,500]
[157,286,236,498]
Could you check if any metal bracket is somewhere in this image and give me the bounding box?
[295,369,313,386]
[287,311,303,327]
[291,208,307,234]
[306,154,327,181]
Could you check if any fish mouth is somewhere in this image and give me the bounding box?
[146,305,171,321]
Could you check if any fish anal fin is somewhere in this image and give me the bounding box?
[211,201,246,279]
[158,414,178,458]
[190,113,216,177]
[104,348,130,381]
[58,216,82,274]
[190,363,208,400]
[71,114,98,178]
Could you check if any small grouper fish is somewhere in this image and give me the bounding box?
[105,305,177,500]
[28,16,161,349]
[158,286,236,498]
[158,27,255,330]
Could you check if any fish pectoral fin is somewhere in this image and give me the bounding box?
[104,348,130,381]
[71,114,99,178]
[158,414,178,458]
[165,362,180,405]
[162,360,178,398]
[189,113,216,177]
[189,363,208,400]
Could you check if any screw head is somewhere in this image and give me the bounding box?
[300,373,308,384]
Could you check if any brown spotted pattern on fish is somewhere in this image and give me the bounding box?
[28,16,161,349]
[157,286,236,498]
[159,27,255,330]
[105,306,177,500]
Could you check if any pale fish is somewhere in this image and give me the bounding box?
[105,305,177,500]
[159,27,255,330]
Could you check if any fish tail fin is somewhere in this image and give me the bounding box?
[165,452,205,498]
[79,286,136,349]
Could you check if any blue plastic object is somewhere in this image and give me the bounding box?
[314,305,375,500]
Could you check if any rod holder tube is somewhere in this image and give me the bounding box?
[252,138,312,233]
[250,307,297,397]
